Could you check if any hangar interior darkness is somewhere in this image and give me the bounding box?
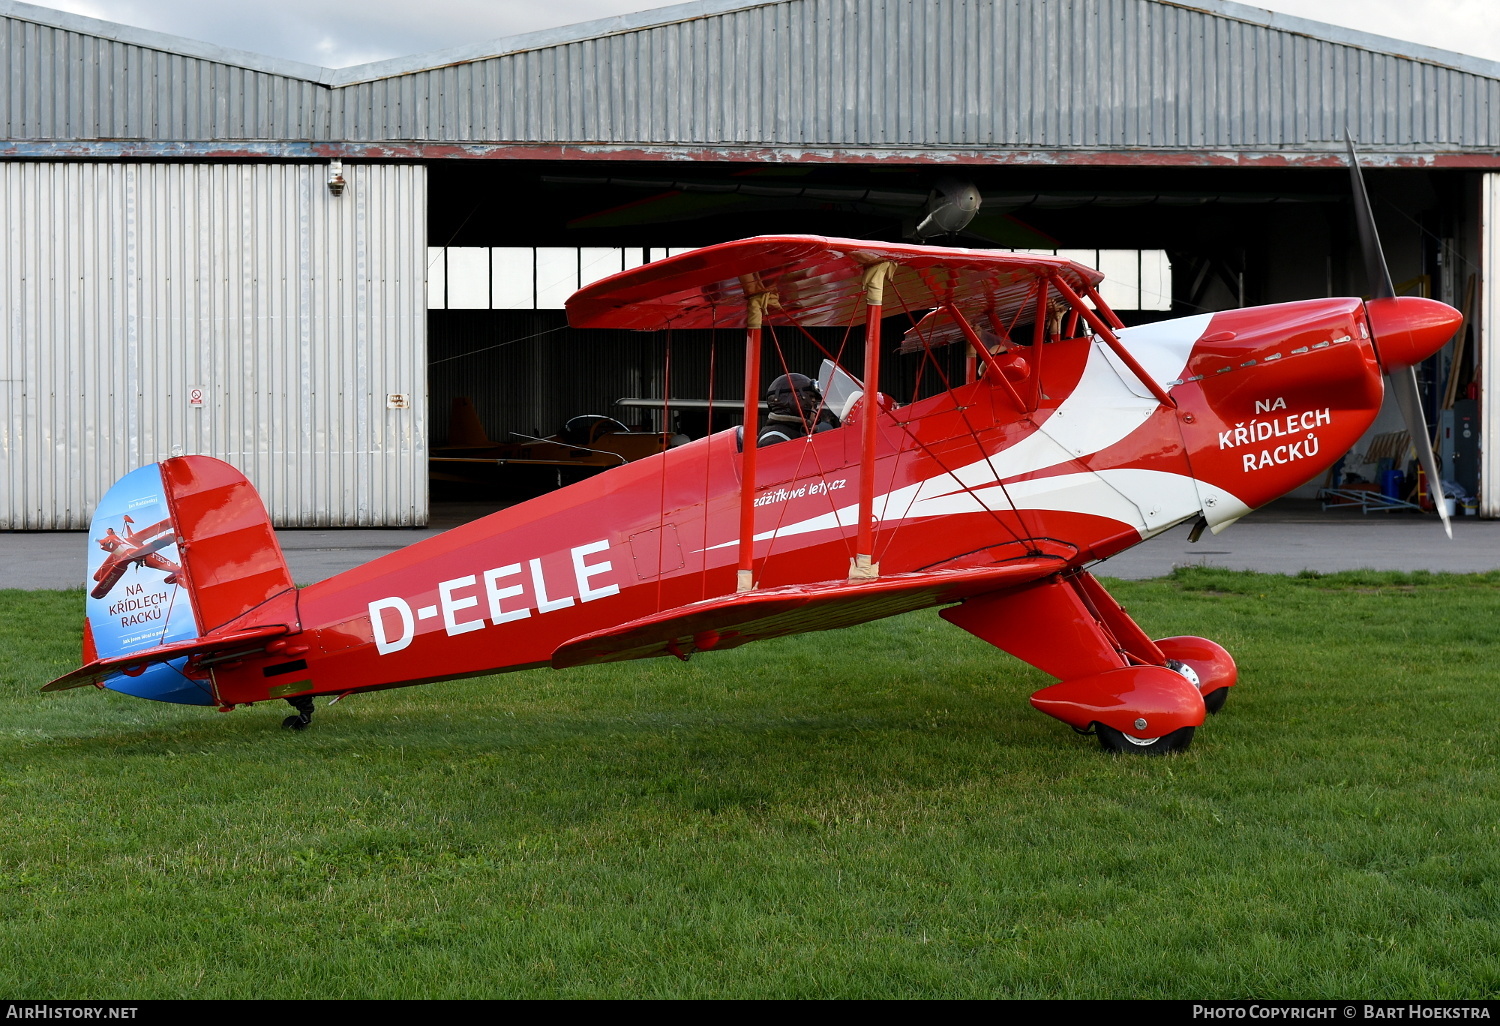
[425,160,1484,502]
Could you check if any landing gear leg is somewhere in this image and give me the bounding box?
[941,571,1210,754]
[281,694,314,730]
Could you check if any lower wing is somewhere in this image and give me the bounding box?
[552,558,1066,668]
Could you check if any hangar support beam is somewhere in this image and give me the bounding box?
[1483,174,1500,518]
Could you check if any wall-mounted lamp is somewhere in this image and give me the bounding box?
[328,159,346,197]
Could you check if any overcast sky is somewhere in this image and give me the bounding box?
[34,0,1500,69]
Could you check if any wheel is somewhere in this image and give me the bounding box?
[1096,724,1195,755]
[281,695,314,730]
[1168,656,1228,715]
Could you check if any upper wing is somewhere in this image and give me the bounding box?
[566,235,1103,332]
[551,559,1065,669]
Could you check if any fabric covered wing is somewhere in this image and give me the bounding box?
[566,235,1103,332]
[551,559,1064,668]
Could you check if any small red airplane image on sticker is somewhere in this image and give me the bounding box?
[90,514,183,600]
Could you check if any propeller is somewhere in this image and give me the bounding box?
[1345,133,1461,538]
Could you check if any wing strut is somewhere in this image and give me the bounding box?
[1031,283,1048,405]
[851,262,894,581]
[737,290,773,592]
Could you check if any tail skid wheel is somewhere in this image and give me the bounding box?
[1096,724,1195,755]
[281,694,314,731]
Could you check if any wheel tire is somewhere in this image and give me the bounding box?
[1202,687,1229,715]
[281,714,310,731]
[1096,724,1195,755]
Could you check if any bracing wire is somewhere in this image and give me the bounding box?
[700,327,717,602]
[876,282,1032,562]
[656,327,673,611]
[757,324,844,575]
[754,313,862,573]
[427,323,570,366]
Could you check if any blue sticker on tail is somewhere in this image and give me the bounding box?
[86,464,211,705]
[105,658,214,706]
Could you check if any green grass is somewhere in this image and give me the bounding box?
[2,568,1498,998]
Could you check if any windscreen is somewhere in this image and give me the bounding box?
[818,360,865,422]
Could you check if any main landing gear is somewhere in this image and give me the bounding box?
[281,694,315,730]
[940,570,1238,755]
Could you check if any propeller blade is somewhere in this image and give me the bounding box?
[1344,132,1395,301]
[1347,132,1450,537]
[1391,365,1452,539]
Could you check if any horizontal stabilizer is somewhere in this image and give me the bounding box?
[552,559,1063,669]
[43,624,292,692]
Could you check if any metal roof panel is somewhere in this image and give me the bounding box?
[3,0,1498,160]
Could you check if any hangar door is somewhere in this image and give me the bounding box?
[0,162,427,529]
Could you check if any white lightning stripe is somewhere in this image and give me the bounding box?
[890,469,1237,536]
[1104,314,1215,399]
[1004,468,1247,539]
[705,468,1253,552]
[909,334,1160,501]
[701,312,1219,552]
[916,314,1213,504]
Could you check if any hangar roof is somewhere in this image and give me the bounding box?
[2,0,1498,166]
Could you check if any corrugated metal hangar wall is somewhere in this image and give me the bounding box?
[0,161,427,529]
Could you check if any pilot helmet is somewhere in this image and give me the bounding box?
[765,372,822,417]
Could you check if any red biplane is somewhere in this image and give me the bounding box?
[46,150,1462,752]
